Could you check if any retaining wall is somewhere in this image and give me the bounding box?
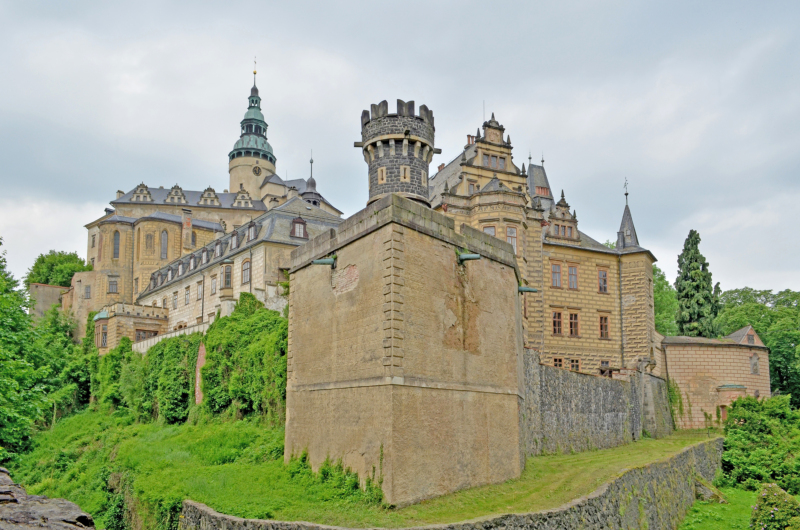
[179,438,722,530]
[520,351,673,457]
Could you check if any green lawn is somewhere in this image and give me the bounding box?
[679,487,756,530]
[9,408,717,529]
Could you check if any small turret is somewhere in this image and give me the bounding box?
[356,99,440,207]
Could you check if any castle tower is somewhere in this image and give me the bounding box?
[357,99,440,207]
[228,71,277,200]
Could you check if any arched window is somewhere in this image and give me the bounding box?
[146,233,154,250]
[224,266,232,288]
[136,229,141,260]
[161,230,168,259]
[242,260,251,284]
[192,231,197,247]
[113,231,120,259]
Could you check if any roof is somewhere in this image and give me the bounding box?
[662,333,768,349]
[136,197,342,300]
[232,134,273,154]
[428,144,478,207]
[262,174,342,213]
[112,187,268,211]
[98,210,224,231]
[618,204,639,247]
[93,310,109,321]
[527,163,552,196]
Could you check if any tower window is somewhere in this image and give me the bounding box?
[400,166,410,183]
[113,231,120,259]
[161,230,168,259]
[491,155,498,168]
[498,157,506,170]
[146,234,154,250]
[377,167,386,185]
[483,154,489,166]
[506,227,517,253]
[483,226,496,237]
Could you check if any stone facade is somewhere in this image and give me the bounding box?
[179,438,723,530]
[285,194,523,507]
[28,283,66,320]
[92,303,168,355]
[663,328,771,429]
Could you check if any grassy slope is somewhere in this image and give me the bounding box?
[10,408,714,529]
[678,488,756,530]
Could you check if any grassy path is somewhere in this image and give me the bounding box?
[10,409,716,528]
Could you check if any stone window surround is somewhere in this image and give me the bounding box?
[568,263,579,290]
[598,268,609,294]
[599,314,610,339]
[185,286,190,305]
[551,262,562,288]
[242,260,251,285]
[569,312,580,337]
[552,311,562,335]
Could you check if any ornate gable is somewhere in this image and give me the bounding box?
[165,185,188,204]
[233,184,253,208]
[131,183,154,202]
[198,186,221,206]
[548,191,580,242]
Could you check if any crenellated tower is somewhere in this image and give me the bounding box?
[356,99,440,207]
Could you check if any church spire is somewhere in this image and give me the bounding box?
[616,189,639,249]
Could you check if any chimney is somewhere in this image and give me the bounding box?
[438,163,445,172]
[104,208,114,216]
[181,208,193,249]
[287,186,299,199]
[116,190,124,199]
[269,197,280,209]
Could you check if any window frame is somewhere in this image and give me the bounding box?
[553,357,563,368]
[600,315,609,339]
[242,260,251,284]
[133,278,138,294]
[113,231,120,259]
[197,281,203,300]
[185,286,190,305]
[570,359,580,372]
[552,311,562,335]
[483,226,496,237]
[551,263,562,288]
[84,285,91,299]
[569,313,579,337]
[108,280,118,294]
[224,266,232,288]
[211,276,217,295]
[172,292,178,309]
[160,230,168,260]
[568,265,578,290]
[506,226,517,254]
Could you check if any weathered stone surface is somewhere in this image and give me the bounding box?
[179,438,723,530]
[0,468,95,529]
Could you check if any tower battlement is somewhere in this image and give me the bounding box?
[357,99,440,207]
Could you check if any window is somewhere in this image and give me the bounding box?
[483,226,496,237]
[598,270,608,293]
[197,281,203,300]
[84,286,91,299]
[248,224,257,241]
[552,311,562,335]
[91,235,96,248]
[146,234,154,250]
[560,226,566,237]
[553,224,559,235]
[569,313,579,337]
[400,166,410,182]
[162,297,167,309]
[215,243,222,258]
[211,276,217,294]
[491,155,498,168]
[202,249,208,264]
[178,263,183,276]
[469,183,475,194]
[506,227,517,253]
[291,218,307,238]
[133,278,138,294]
[91,258,95,267]
[747,334,755,345]
[601,360,609,369]
[750,353,760,375]
[567,227,573,238]
[172,293,178,309]
[101,325,107,348]
[242,260,251,284]
[551,264,561,287]
[159,274,164,286]
[167,269,173,281]
[192,231,197,247]
[498,157,505,170]
[600,316,609,339]
[568,266,578,289]
[231,232,238,249]
[483,154,489,166]
[135,330,158,342]
[185,287,190,305]
[160,230,168,259]
[720,405,728,422]
[553,358,563,368]
[224,266,232,288]
[113,231,120,259]
[377,167,386,184]
[570,359,580,372]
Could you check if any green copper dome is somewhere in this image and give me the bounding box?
[228,80,276,164]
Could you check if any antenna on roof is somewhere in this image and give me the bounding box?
[624,177,629,205]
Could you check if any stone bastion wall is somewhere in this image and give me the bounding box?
[179,437,722,530]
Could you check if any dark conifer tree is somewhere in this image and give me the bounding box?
[675,230,720,337]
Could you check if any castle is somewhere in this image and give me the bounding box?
[57,84,770,504]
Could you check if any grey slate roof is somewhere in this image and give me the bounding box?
[136,197,342,300]
[726,325,755,344]
[617,204,639,248]
[98,211,224,231]
[428,144,478,207]
[98,214,137,225]
[662,332,767,349]
[261,174,341,213]
[112,187,268,211]
[527,164,552,195]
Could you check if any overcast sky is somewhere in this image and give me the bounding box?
[1,1,798,291]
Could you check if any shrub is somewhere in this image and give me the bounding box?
[750,483,800,530]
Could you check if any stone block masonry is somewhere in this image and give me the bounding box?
[179,438,722,530]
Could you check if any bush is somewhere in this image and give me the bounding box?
[718,396,800,493]
[202,293,288,423]
[750,483,800,530]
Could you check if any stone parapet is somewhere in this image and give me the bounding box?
[179,438,722,530]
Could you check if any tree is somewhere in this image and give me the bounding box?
[24,251,91,289]
[652,265,678,336]
[675,230,720,338]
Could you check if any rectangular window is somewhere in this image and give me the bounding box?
[569,313,579,337]
[506,226,517,253]
[553,224,559,235]
[598,270,608,293]
[173,293,178,309]
[185,287,190,305]
[600,316,609,338]
[91,258,95,267]
[483,154,489,166]
[400,166,410,182]
[570,359,580,372]
[108,280,118,293]
[483,226,496,237]
[197,281,203,300]
[211,277,217,294]
[163,297,167,309]
[133,278,138,294]
[498,157,505,170]
[91,235,96,248]
[135,330,158,342]
[224,266,232,288]
[552,311,562,335]
[601,360,609,368]
[553,358,563,368]
[101,325,107,348]
[551,264,561,287]
[568,266,578,289]
[491,155,498,168]
[469,182,475,194]
[84,286,91,299]
[567,227,573,238]
[561,225,566,237]
[747,334,755,345]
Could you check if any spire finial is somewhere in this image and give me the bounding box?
[624,177,629,205]
[541,152,545,165]
[310,149,314,177]
[528,151,532,166]
[253,56,257,84]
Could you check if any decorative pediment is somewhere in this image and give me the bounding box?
[199,186,221,206]
[132,183,154,202]
[233,184,253,208]
[165,185,188,204]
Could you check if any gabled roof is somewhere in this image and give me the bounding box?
[725,325,764,346]
[261,175,342,214]
[527,163,552,196]
[112,187,268,211]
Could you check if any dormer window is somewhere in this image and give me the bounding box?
[190,256,195,270]
[215,242,222,258]
[178,263,184,275]
[159,274,164,286]
[248,223,257,241]
[231,232,238,249]
[167,269,173,281]
[291,217,308,239]
[202,249,208,264]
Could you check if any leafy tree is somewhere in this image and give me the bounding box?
[652,265,678,336]
[24,250,91,289]
[675,230,719,337]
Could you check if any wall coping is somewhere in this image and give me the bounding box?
[180,437,723,530]
[289,194,520,282]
